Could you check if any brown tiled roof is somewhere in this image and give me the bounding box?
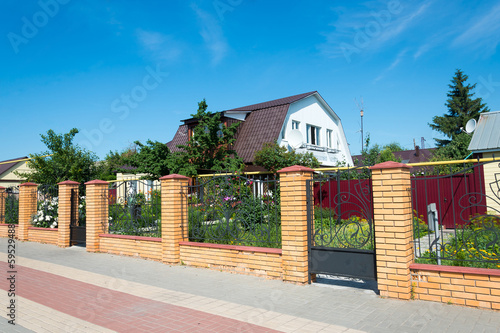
[167,91,318,163]
[166,124,189,152]
[233,104,289,163]
[0,157,27,176]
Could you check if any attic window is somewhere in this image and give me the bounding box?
[307,124,320,146]
[292,120,300,130]
[326,129,333,148]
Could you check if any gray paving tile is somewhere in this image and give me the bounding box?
[3,239,500,333]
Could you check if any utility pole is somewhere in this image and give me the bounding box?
[355,98,364,152]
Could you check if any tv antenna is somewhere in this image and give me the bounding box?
[355,97,364,152]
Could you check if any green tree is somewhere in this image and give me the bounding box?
[429,69,489,147]
[167,99,243,176]
[253,142,320,173]
[16,128,101,185]
[355,135,402,167]
[431,132,472,162]
[98,148,135,181]
[121,140,170,180]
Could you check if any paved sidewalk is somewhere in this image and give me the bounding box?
[1,239,500,333]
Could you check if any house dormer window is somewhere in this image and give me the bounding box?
[307,124,320,146]
[326,129,333,148]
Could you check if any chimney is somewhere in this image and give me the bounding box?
[415,145,420,157]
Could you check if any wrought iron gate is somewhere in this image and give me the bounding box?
[70,188,85,245]
[307,168,376,282]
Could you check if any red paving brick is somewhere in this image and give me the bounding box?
[0,264,281,332]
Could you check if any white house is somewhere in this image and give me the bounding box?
[167,91,353,170]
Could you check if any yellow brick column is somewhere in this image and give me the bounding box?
[0,187,5,223]
[57,181,80,247]
[18,182,38,241]
[160,174,190,264]
[277,165,314,284]
[85,180,108,252]
[370,161,414,300]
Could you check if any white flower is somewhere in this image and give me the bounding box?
[109,217,113,221]
[33,218,38,223]
[45,215,51,221]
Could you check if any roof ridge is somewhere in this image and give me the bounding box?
[227,91,317,112]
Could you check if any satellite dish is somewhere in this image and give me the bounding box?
[464,119,477,134]
[288,130,304,149]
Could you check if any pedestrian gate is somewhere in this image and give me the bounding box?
[70,189,86,246]
[307,170,376,282]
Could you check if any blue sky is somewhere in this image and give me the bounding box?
[1,0,500,162]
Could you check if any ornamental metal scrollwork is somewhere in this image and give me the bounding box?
[312,169,374,250]
[187,175,281,248]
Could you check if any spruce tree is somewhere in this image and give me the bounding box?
[429,69,489,147]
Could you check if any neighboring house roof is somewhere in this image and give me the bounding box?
[393,147,436,164]
[468,111,500,153]
[352,147,436,166]
[166,91,318,163]
[0,157,27,176]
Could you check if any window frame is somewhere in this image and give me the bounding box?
[306,124,320,146]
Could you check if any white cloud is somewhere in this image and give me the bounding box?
[373,48,408,83]
[375,2,431,46]
[452,3,500,56]
[319,1,432,60]
[191,4,228,66]
[136,29,182,63]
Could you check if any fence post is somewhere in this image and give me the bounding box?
[18,182,38,241]
[160,174,190,264]
[57,181,80,247]
[0,187,5,223]
[85,180,108,253]
[370,161,414,300]
[277,165,314,284]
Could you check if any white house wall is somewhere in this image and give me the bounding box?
[278,95,353,166]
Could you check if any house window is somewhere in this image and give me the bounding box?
[307,125,320,145]
[217,123,224,138]
[292,120,300,130]
[326,129,333,148]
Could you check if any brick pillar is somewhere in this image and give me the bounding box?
[19,182,38,241]
[0,187,5,223]
[85,180,108,252]
[160,174,190,264]
[57,181,80,247]
[277,165,314,284]
[370,161,414,300]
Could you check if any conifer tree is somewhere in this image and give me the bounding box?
[429,69,489,147]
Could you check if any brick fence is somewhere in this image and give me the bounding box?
[2,163,499,311]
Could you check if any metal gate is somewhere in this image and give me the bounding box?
[70,188,86,245]
[307,168,376,282]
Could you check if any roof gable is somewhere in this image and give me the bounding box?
[0,157,28,176]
